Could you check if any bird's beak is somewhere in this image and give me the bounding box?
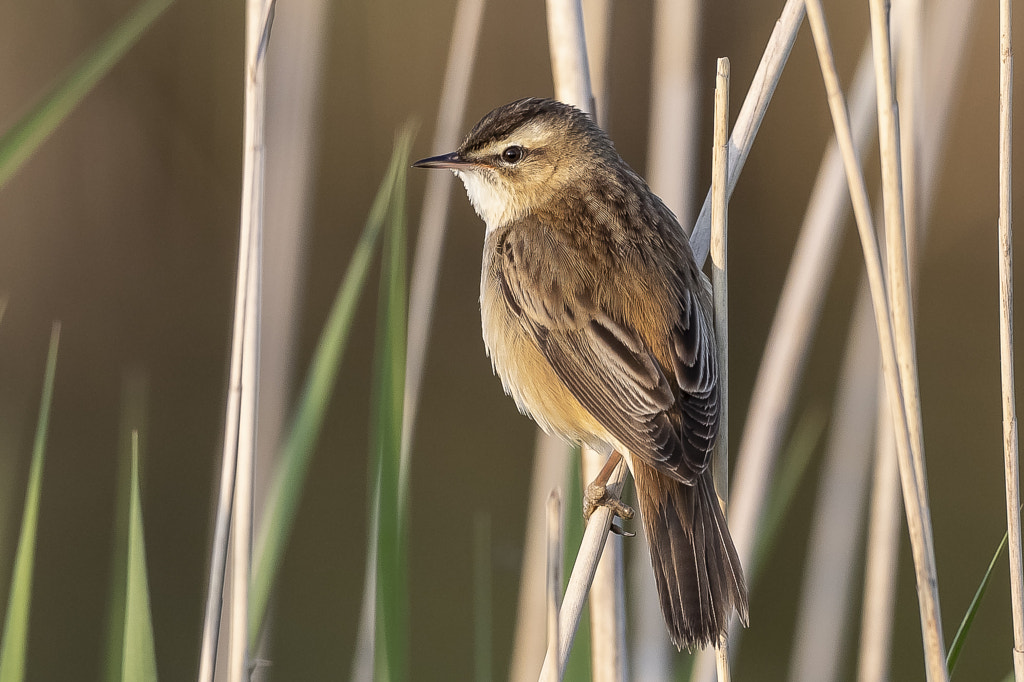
[412,151,473,170]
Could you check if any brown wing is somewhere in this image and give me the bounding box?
[496,215,719,484]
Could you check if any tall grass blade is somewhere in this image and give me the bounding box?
[946,531,1009,677]
[0,0,173,188]
[248,129,415,646]
[372,125,412,682]
[0,323,60,682]
[104,373,149,682]
[121,432,157,682]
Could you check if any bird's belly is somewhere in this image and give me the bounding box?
[480,271,609,450]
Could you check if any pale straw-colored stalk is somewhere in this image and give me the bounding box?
[857,375,902,682]
[581,446,627,682]
[866,0,946,676]
[997,0,1024,675]
[401,0,486,459]
[787,4,912,677]
[198,1,273,679]
[858,0,975,675]
[710,56,731,682]
[634,3,702,676]
[803,0,946,676]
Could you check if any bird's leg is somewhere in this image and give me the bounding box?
[583,450,635,534]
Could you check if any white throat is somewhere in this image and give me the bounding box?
[454,169,520,234]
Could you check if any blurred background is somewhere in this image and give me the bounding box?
[0,0,1019,679]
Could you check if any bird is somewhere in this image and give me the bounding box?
[413,97,748,651]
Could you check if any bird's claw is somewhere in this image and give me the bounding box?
[583,481,635,532]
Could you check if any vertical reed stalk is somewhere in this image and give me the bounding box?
[198,2,273,679]
[804,0,945,676]
[866,1,946,676]
[710,56,731,682]
[997,0,1024,675]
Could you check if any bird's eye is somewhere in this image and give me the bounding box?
[501,145,525,164]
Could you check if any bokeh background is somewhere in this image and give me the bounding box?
[0,0,1019,679]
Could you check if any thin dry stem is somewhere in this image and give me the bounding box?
[710,56,732,682]
[806,0,946,677]
[198,2,272,679]
[858,374,902,682]
[582,448,626,682]
[998,0,1024,674]
[858,0,975,675]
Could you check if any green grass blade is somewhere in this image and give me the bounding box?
[122,432,157,682]
[947,530,1010,676]
[0,322,60,682]
[104,372,148,682]
[248,128,415,647]
[373,125,413,682]
[0,0,173,188]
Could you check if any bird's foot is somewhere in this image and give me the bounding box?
[584,481,635,536]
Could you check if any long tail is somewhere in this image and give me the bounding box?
[631,459,749,651]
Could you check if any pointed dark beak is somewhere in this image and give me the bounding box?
[412,151,473,170]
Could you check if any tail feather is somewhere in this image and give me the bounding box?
[632,459,748,651]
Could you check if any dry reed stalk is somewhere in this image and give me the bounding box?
[857,0,975,675]
[788,1,916,675]
[866,1,946,677]
[857,375,902,682]
[581,447,627,682]
[997,0,1024,675]
[710,56,732,682]
[803,0,945,677]
[634,4,702,673]
[401,0,486,458]
[198,1,273,680]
